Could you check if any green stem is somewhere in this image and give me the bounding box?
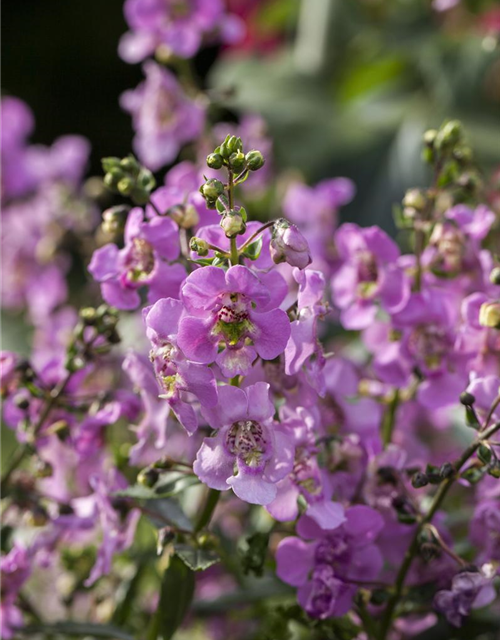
[227,169,239,267]
[381,390,400,448]
[378,418,500,640]
[238,220,275,254]
[194,489,221,533]
[2,370,73,488]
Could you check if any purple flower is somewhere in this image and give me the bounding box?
[119,0,242,62]
[434,566,496,627]
[0,544,31,639]
[283,177,355,271]
[276,505,384,618]
[270,219,312,269]
[144,297,218,433]
[456,292,500,376]
[423,204,495,278]
[466,375,500,425]
[332,223,410,330]
[194,383,294,504]
[62,468,141,587]
[470,497,500,567]
[285,268,327,393]
[120,62,205,170]
[89,207,184,310]
[177,265,291,378]
[363,287,469,409]
[123,350,172,464]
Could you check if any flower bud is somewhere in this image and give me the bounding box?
[489,267,500,286]
[117,177,134,196]
[402,189,426,212]
[190,237,209,257]
[103,168,124,189]
[138,467,159,488]
[220,134,243,159]
[479,301,500,329]
[101,157,121,173]
[411,472,429,488]
[439,462,455,479]
[229,151,246,172]
[120,154,141,175]
[245,150,265,171]
[169,204,199,229]
[460,391,475,406]
[206,153,224,170]
[435,120,463,150]
[270,218,312,270]
[201,179,225,201]
[79,307,97,325]
[478,444,492,465]
[101,205,130,235]
[221,212,246,238]
[423,129,437,147]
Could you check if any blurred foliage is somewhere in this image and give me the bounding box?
[211,0,500,230]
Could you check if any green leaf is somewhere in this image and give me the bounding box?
[242,237,263,261]
[189,257,216,266]
[145,498,194,532]
[175,543,220,571]
[147,556,195,640]
[19,622,134,640]
[115,473,199,501]
[154,473,200,497]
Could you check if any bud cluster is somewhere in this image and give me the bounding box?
[102,154,156,205]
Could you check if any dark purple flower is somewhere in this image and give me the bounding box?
[434,566,496,627]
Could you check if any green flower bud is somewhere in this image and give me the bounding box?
[245,149,265,171]
[138,467,159,488]
[489,267,500,286]
[120,155,141,175]
[137,168,156,191]
[104,168,125,189]
[206,153,224,170]
[402,189,426,211]
[479,301,500,329]
[117,177,134,196]
[169,203,199,229]
[435,120,463,151]
[79,307,98,325]
[201,179,225,200]
[221,212,246,238]
[460,391,475,406]
[101,157,121,173]
[220,134,242,159]
[423,129,437,147]
[101,205,130,235]
[190,237,210,257]
[229,151,246,172]
[478,444,492,465]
